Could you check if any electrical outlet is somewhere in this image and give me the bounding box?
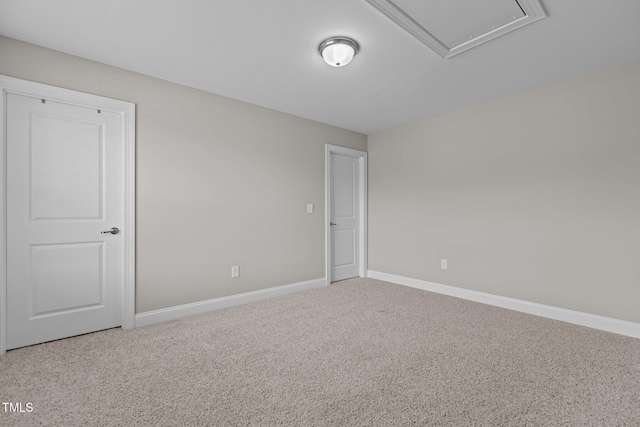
[307,203,314,214]
[440,259,448,270]
[231,265,239,278]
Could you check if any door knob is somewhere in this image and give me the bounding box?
[330,223,337,226]
[101,227,120,235]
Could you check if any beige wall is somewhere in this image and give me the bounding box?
[368,60,640,323]
[0,36,366,313]
[3,35,638,324]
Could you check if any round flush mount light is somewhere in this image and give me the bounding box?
[318,36,360,67]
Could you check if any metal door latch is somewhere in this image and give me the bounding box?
[101,227,120,235]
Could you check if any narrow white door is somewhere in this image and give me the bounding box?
[330,153,360,282]
[6,93,124,350]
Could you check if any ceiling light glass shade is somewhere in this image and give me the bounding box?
[318,37,360,67]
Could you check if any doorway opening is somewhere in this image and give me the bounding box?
[0,76,136,354]
[325,144,367,285]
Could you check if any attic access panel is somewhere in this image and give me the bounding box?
[365,0,546,58]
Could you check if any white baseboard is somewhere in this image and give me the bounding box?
[367,270,640,339]
[135,278,326,328]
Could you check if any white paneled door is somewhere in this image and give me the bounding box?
[330,153,360,282]
[6,93,125,350]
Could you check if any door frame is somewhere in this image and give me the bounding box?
[0,75,136,355]
[325,144,367,285]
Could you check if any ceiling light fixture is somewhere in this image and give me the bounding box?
[318,37,360,67]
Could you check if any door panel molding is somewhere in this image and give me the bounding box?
[0,75,136,354]
[325,144,367,285]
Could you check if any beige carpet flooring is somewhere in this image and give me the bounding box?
[1,277,640,426]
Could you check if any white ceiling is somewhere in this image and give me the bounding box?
[1,0,639,134]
